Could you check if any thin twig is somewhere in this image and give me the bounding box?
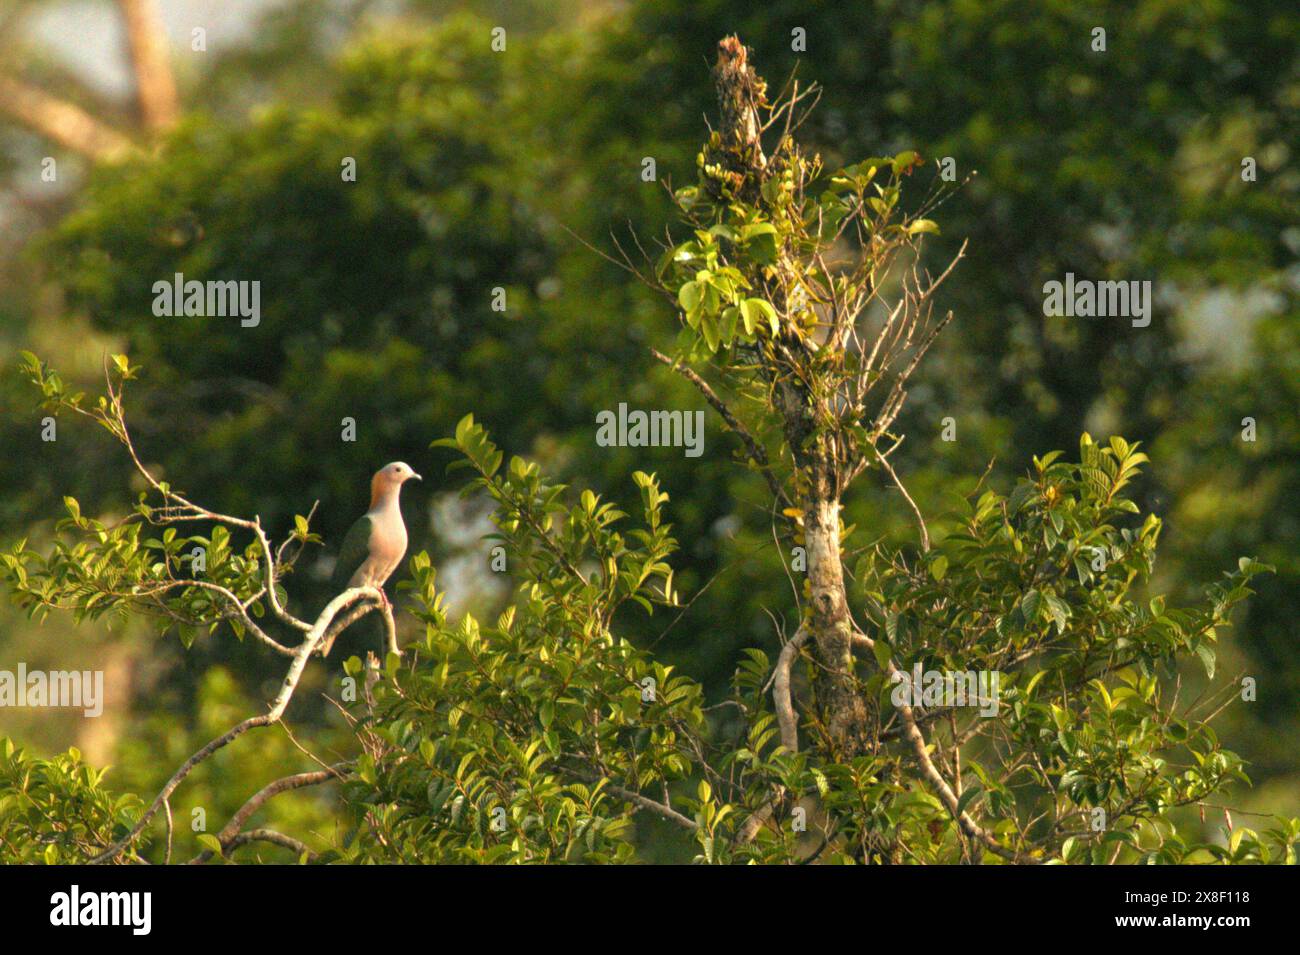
[650,347,790,508]
[875,443,930,552]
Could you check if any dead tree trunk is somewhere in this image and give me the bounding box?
[709,37,871,758]
[803,492,871,757]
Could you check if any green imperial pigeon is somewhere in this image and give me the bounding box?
[322,461,421,654]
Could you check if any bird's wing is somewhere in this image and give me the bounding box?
[330,514,374,592]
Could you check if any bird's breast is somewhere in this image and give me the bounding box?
[361,509,408,582]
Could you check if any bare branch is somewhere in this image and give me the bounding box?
[874,443,930,552]
[607,783,698,831]
[0,74,135,160]
[89,586,383,863]
[738,625,809,845]
[650,347,790,508]
[190,766,347,864]
[98,366,312,634]
[773,626,808,753]
[850,629,1020,862]
[224,829,317,861]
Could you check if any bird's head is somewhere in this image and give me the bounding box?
[371,461,422,505]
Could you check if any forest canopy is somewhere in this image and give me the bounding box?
[0,1,1296,865]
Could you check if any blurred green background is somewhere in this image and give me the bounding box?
[1,0,1296,860]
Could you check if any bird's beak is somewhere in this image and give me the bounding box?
[410,472,423,482]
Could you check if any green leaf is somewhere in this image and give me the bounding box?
[700,313,720,352]
[956,786,982,817]
[1196,644,1216,679]
[1021,589,1043,624]
[1237,556,1273,576]
[677,281,702,316]
[1023,670,1048,696]
[740,298,779,336]
[1043,593,1071,633]
[740,223,779,263]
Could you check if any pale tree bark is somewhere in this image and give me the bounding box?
[0,74,135,161]
[709,37,872,758]
[118,0,178,131]
[803,496,870,756]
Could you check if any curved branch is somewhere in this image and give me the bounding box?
[225,829,317,861]
[317,593,395,657]
[89,586,381,863]
[773,626,808,753]
[189,766,347,864]
[874,444,930,552]
[129,578,296,657]
[250,518,312,633]
[606,783,697,832]
[90,367,311,634]
[379,600,398,657]
[738,626,808,844]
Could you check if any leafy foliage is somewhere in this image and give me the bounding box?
[2,7,1296,865]
[319,418,1297,863]
[0,738,144,864]
[336,417,701,862]
[4,352,317,651]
